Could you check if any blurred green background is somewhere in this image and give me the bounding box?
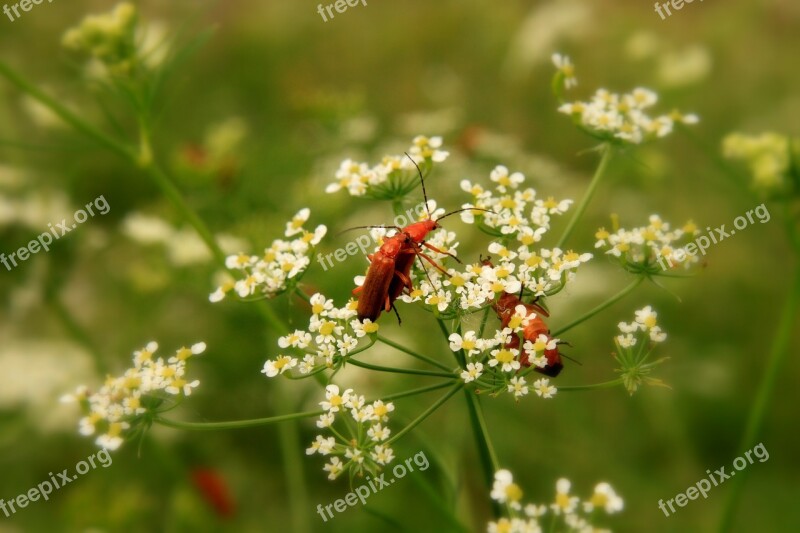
[1,0,798,531]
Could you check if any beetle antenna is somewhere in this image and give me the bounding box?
[337,225,402,237]
[436,207,495,222]
[405,152,431,220]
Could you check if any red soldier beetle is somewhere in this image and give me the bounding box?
[352,154,491,322]
[484,258,565,377]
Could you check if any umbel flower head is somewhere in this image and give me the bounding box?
[210,208,326,302]
[325,135,449,199]
[595,214,699,274]
[261,293,379,377]
[487,469,623,532]
[552,53,698,145]
[614,306,669,395]
[390,164,590,321]
[307,385,396,481]
[723,131,799,198]
[61,341,206,450]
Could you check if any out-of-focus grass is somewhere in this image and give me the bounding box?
[1,1,798,531]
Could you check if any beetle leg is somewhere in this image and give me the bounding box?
[391,303,402,325]
[421,241,462,264]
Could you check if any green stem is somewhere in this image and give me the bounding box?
[551,276,644,337]
[0,61,134,159]
[141,163,228,267]
[377,334,453,372]
[387,383,463,444]
[717,263,800,532]
[437,318,464,367]
[0,61,251,301]
[463,389,501,517]
[277,420,311,533]
[154,382,458,431]
[153,409,324,431]
[347,358,456,379]
[557,378,623,392]
[556,143,612,249]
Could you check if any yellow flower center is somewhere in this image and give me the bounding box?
[591,493,608,508]
[319,321,336,336]
[505,483,523,502]
[556,493,571,509]
[500,197,517,209]
[449,274,466,287]
[495,350,515,364]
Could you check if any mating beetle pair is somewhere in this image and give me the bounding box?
[349,155,564,377]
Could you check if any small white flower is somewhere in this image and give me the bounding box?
[367,423,391,442]
[508,376,529,398]
[490,470,524,510]
[551,478,579,514]
[460,362,484,383]
[323,457,344,480]
[533,378,557,399]
[584,482,624,514]
[489,348,520,373]
[261,355,297,377]
[320,384,352,413]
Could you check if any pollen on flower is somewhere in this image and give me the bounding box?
[63,341,206,450]
[307,385,397,480]
[325,136,449,198]
[595,215,699,272]
[553,54,697,145]
[210,209,325,302]
[615,307,669,394]
[486,470,624,532]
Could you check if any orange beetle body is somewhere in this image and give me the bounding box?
[354,220,443,321]
[492,291,564,377]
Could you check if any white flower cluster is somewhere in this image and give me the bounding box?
[553,53,698,145]
[261,293,379,377]
[325,135,449,197]
[307,385,396,480]
[61,341,206,450]
[210,208,326,302]
[398,165,589,314]
[450,315,558,400]
[488,470,623,533]
[595,215,699,271]
[614,307,669,395]
[616,306,668,348]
